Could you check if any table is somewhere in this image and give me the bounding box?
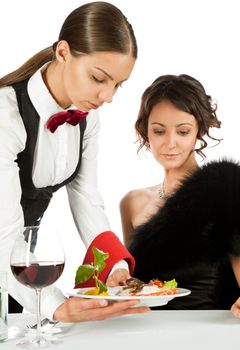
[3,311,240,350]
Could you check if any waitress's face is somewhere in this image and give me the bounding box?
[55,41,136,110]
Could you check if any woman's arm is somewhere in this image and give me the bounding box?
[120,192,135,248]
[120,188,161,248]
[230,255,240,319]
[231,255,240,285]
[0,87,26,236]
[53,297,149,322]
[0,86,68,319]
[66,111,135,283]
[66,111,110,246]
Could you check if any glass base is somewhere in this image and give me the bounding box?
[16,334,62,348]
[26,327,62,335]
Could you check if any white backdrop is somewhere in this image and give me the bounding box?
[1,0,240,289]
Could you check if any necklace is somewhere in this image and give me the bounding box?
[158,182,171,200]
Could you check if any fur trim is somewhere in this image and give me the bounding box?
[129,159,240,282]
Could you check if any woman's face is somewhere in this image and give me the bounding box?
[147,100,199,170]
[55,44,135,110]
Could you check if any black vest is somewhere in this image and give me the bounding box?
[12,79,87,226]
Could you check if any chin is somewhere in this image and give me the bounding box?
[72,101,88,112]
[160,159,186,171]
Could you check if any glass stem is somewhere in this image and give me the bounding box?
[36,288,42,343]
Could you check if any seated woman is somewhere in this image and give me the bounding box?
[120,74,240,317]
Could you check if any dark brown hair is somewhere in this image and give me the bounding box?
[0,1,137,87]
[135,74,221,158]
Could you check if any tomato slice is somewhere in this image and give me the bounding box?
[153,279,164,288]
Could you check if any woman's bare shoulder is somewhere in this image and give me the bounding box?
[120,186,158,209]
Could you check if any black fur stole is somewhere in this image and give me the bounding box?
[129,159,240,283]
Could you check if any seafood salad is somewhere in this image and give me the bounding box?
[116,277,178,296]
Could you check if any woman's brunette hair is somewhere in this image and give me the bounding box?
[135,74,221,158]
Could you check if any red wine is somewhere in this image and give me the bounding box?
[11,262,65,289]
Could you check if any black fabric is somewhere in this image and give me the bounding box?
[129,160,240,310]
[9,295,23,313]
[12,79,87,226]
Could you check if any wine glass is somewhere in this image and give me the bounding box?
[10,225,65,348]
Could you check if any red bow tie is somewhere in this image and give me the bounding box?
[46,109,88,133]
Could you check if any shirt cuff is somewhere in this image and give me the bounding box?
[40,288,66,321]
[108,259,129,276]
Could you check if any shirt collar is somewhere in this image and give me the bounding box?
[27,63,73,123]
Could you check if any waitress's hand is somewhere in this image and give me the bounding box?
[231,297,240,319]
[53,297,149,322]
[106,268,130,287]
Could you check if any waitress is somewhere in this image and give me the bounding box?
[0,2,149,322]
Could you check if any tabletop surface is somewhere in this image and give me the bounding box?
[3,310,240,350]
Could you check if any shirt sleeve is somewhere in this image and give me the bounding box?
[66,112,136,279]
[0,86,65,320]
[0,86,26,233]
[66,111,111,247]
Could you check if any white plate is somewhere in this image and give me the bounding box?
[66,287,191,307]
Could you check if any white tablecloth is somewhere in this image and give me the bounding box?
[3,310,240,349]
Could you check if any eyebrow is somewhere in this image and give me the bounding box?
[94,67,114,80]
[151,122,193,127]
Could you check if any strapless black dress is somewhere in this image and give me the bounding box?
[129,160,240,310]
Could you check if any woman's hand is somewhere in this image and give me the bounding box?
[53,297,149,322]
[106,268,131,287]
[231,297,240,319]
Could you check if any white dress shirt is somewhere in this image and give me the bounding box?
[0,64,127,319]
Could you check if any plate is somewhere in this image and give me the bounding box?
[66,287,191,307]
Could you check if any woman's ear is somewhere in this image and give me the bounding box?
[55,40,71,62]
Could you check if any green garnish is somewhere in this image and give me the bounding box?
[163,278,178,289]
[75,246,109,294]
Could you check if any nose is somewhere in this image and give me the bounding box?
[165,133,176,149]
[98,87,114,104]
